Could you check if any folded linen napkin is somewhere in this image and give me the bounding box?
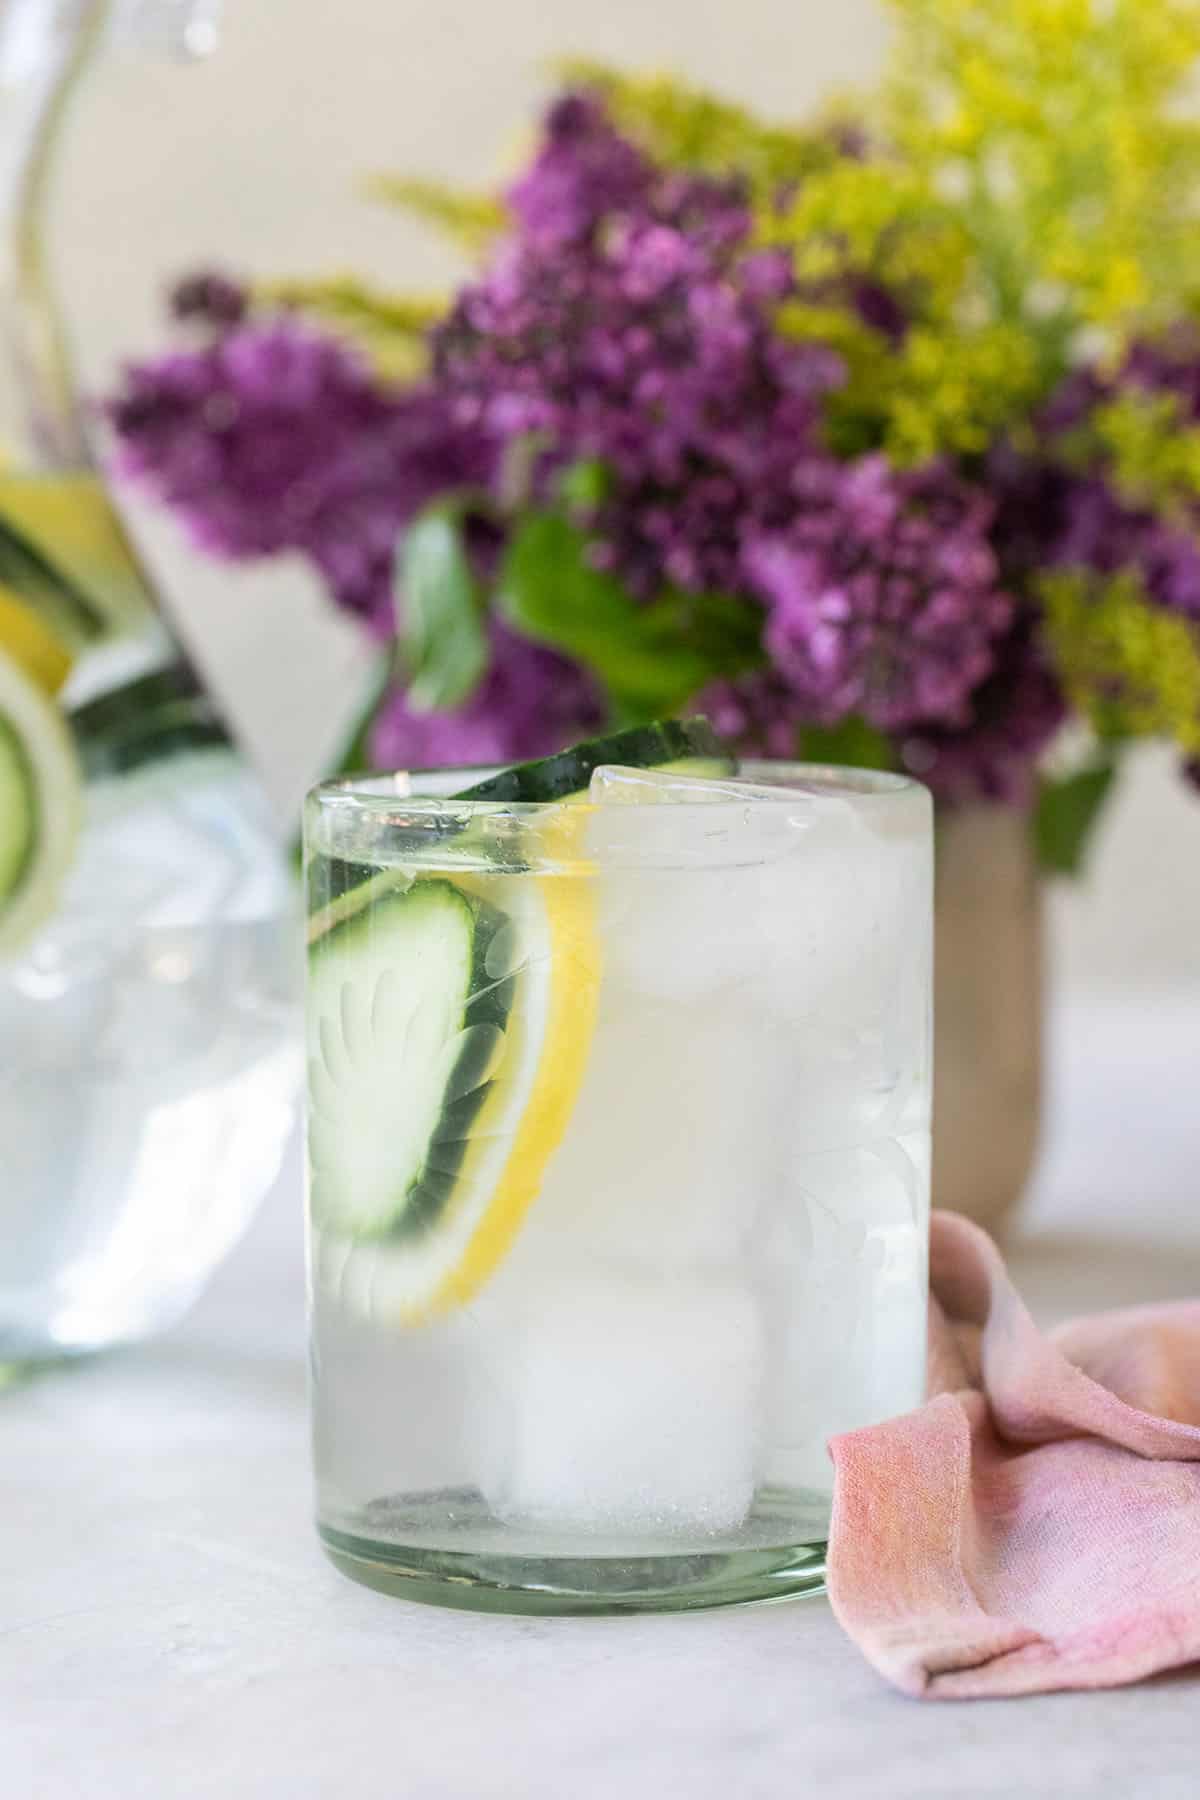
[827,1210,1200,1700]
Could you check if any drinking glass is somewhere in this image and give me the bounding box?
[305,762,932,1613]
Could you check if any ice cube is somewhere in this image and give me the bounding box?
[591,860,756,1001]
[745,1004,928,1161]
[749,800,931,1030]
[479,984,770,1273]
[588,763,813,868]
[477,1268,765,1534]
[589,765,739,804]
[586,765,930,1020]
[586,769,810,1002]
[756,1134,929,1492]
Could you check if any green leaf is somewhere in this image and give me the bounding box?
[500,512,762,719]
[1033,758,1117,878]
[799,717,896,771]
[398,505,488,714]
[256,276,441,379]
[557,457,613,510]
[364,176,506,252]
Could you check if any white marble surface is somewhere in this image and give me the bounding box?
[4,993,1199,1799]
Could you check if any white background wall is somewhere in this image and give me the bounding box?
[54,0,1200,997]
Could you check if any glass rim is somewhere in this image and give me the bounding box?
[307,759,926,820]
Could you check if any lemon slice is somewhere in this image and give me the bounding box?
[0,638,83,956]
[0,472,154,643]
[0,582,74,695]
[309,818,600,1324]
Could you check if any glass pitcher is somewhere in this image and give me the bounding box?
[0,0,300,1370]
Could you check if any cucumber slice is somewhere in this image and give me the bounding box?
[306,722,734,1312]
[308,878,511,1242]
[68,663,230,779]
[307,815,602,1322]
[0,648,83,955]
[0,717,35,902]
[453,717,732,803]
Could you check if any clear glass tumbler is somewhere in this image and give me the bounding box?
[305,762,932,1613]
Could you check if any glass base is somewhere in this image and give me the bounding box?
[317,1486,829,1615]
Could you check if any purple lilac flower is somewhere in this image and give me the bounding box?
[701,617,1066,803]
[985,436,1200,639]
[1036,366,1108,436]
[507,91,650,249]
[110,319,496,634]
[1036,339,1200,622]
[436,94,841,598]
[899,616,1066,804]
[743,456,1014,732]
[369,620,605,769]
[1052,481,1200,620]
[1121,328,1200,417]
[848,278,907,346]
[1039,331,1200,439]
[983,443,1074,582]
[109,89,1127,810]
[169,269,248,331]
[696,670,804,759]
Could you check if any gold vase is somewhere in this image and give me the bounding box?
[933,806,1043,1236]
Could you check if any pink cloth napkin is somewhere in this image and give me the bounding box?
[827,1210,1200,1700]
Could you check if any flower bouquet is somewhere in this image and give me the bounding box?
[110,0,1200,876]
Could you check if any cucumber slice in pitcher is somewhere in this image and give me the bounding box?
[0,716,35,904]
[453,716,732,803]
[0,647,83,955]
[68,664,229,779]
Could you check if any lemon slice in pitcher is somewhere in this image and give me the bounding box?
[0,586,82,956]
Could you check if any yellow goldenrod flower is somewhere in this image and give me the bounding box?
[1042,568,1200,753]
